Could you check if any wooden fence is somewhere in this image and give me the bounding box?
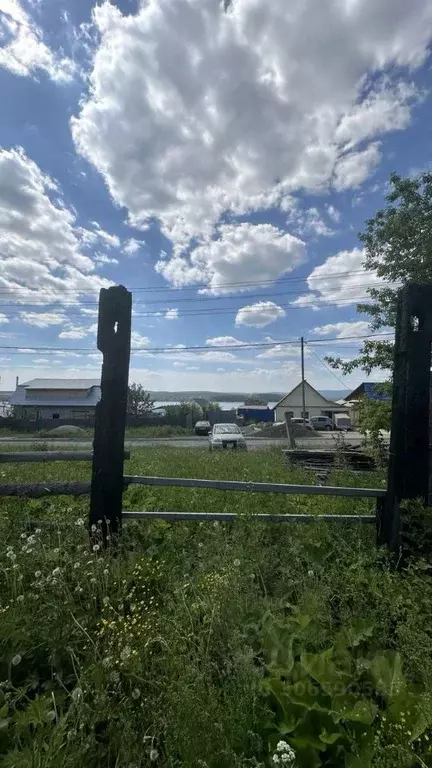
[1,282,430,555]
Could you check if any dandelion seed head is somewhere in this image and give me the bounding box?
[11,654,22,666]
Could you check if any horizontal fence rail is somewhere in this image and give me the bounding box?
[0,481,92,498]
[124,475,386,498]
[123,511,376,524]
[0,451,130,464]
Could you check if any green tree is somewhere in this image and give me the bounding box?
[327,171,432,376]
[127,383,153,417]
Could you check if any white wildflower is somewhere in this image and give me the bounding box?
[132,688,141,700]
[102,657,111,668]
[21,547,28,553]
[51,579,58,585]
[71,687,82,701]
[149,749,159,762]
[272,757,280,765]
[120,646,131,661]
[74,562,80,569]
[6,551,16,561]
[16,595,24,603]
[103,596,109,606]
[103,569,109,576]
[47,710,56,722]
[20,533,27,540]
[233,559,241,567]
[11,654,22,666]
[35,528,42,535]
[52,567,61,577]
[276,741,289,753]
[90,578,97,584]
[307,569,314,578]
[53,548,59,554]
[91,524,97,532]
[27,536,36,545]
[75,518,84,527]
[34,571,42,578]
[92,544,100,552]
[97,519,103,525]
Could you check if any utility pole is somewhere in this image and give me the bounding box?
[301,337,306,425]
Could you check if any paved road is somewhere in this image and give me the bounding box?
[0,432,368,451]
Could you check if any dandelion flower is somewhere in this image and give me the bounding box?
[16,595,24,603]
[35,528,42,535]
[74,562,80,569]
[103,596,109,606]
[149,749,159,762]
[132,688,141,700]
[71,687,83,701]
[52,567,61,577]
[233,559,241,567]
[11,654,22,666]
[76,519,84,527]
[6,551,16,561]
[92,544,100,552]
[91,524,97,532]
[34,571,42,578]
[53,548,60,555]
[20,533,27,540]
[90,578,97,584]
[120,646,131,661]
[97,519,103,525]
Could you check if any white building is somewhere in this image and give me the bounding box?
[10,379,101,420]
[273,381,349,422]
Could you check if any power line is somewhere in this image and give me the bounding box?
[307,343,354,389]
[0,267,381,295]
[0,332,394,355]
[0,295,383,320]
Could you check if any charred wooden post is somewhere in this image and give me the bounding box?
[90,285,132,540]
[383,283,432,553]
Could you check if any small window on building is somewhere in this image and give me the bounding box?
[285,411,294,418]
[301,411,309,419]
[52,413,60,420]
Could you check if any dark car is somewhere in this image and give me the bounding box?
[194,420,211,436]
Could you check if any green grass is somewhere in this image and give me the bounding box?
[0,426,195,439]
[0,448,431,768]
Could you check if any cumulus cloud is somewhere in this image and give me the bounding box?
[206,336,245,347]
[123,238,145,255]
[20,312,66,328]
[0,0,74,81]
[0,314,9,324]
[292,247,383,308]
[312,321,371,339]
[0,147,111,307]
[155,223,305,294]
[164,308,179,320]
[236,301,286,328]
[72,0,430,267]
[131,331,151,347]
[79,224,120,249]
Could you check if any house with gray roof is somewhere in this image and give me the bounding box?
[10,379,101,421]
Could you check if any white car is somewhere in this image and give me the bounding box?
[209,423,247,451]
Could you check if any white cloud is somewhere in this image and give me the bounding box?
[94,253,119,266]
[58,326,89,340]
[326,205,340,223]
[256,345,301,359]
[206,336,244,347]
[287,205,334,238]
[20,312,66,328]
[0,0,74,81]
[0,147,111,307]
[155,223,305,294]
[123,238,144,255]
[0,314,9,324]
[293,247,383,308]
[236,301,286,328]
[131,331,151,347]
[312,321,371,339]
[333,143,381,190]
[79,225,120,249]
[173,361,186,368]
[72,0,430,262]
[164,308,178,320]
[200,351,237,362]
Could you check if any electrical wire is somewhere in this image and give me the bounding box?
[0,332,395,355]
[306,343,354,389]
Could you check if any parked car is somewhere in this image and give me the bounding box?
[333,413,353,431]
[310,416,334,431]
[194,420,211,436]
[209,423,247,451]
[290,417,313,431]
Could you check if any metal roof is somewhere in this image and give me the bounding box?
[21,379,100,390]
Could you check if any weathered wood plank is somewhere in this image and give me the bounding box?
[123,475,386,498]
[122,510,376,523]
[0,451,130,463]
[0,481,91,497]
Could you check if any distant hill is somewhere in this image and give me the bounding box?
[149,389,349,403]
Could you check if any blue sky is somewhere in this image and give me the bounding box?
[0,0,431,393]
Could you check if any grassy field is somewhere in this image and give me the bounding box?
[0,447,431,768]
[0,426,195,439]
